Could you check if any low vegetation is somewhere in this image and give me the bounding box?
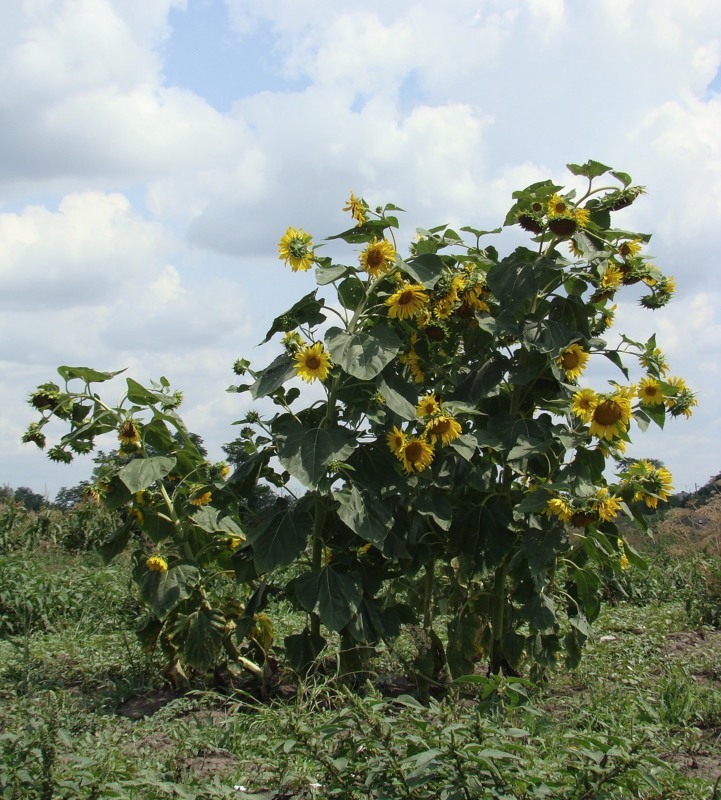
[2,486,721,799]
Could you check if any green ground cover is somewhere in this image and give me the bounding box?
[2,496,721,799]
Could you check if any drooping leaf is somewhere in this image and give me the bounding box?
[249,353,295,400]
[293,566,363,632]
[192,506,243,536]
[520,593,556,634]
[118,456,176,494]
[377,372,417,420]
[57,366,126,383]
[400,253,445,288]
[247,500,313,573]
[284,628,327,675]
[335,484,394,546]
[326,325,401,380]
[174,606,225,671]
[446,609,484,679]
[337,276,365,310]
[98,519,132,564]
[315,263,352,285]
[261,291,326,344]
[137,561,199,619]
[566,160,612,179]
[274,416,356,489]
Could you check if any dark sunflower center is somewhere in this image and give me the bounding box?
[561,351,580,369]
[431,419,450,435]
[289,239,308,258]
[305,355,321,370]
[554,202,567,214]
[399,290,414,306]
[367,249,384,268]
[594,400,622,426]
[405,442,423,462]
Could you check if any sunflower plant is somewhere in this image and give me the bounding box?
[26,159,695,687]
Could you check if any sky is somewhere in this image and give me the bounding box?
[1,0,720,500]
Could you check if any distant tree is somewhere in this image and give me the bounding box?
[13,486,46,512]
[54,482,91,510]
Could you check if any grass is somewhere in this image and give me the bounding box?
[2,504,721,798]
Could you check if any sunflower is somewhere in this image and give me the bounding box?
[400,349,425,383]
[425,415,462,446]
[360,238,396,278]
[278,227,314,272]
[544,496,573,524]
[618,239,642,259]
[600,262,623,291]
[399,437,434,474]
[386,425,406,457]
[343,192,367,225]
[571,388,597,423]
[574,207,591,228]
[637,376,664,406]
[294,341,332,383]
[386,282,430,320]
[593,487,622,522]
[639,346,669,376]
[623,460,674,509]
[588,389,633,440]
[547,194,570,217]
[146,554,168,573]
[416,393,440,418]
[190,491,212,507]
[665,376,698,418]
[118,420,140,447]
[558,343,589,381]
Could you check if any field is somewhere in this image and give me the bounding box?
[2,494,721,799]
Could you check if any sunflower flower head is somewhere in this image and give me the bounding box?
[399,437,434,474]
[278,227,314,272]
[146,554,168,573]
[386,282,430,320]
[622,460,674,509]
[343,192,367,225]
[571,388,598,423]
[558,343,590,382]
[638,376,664,406]
[118,420,141,447]
[294,341,332,383]
[190,490,212,507]
[425,415,462,446]
[588,387,634,441]
[416,393,441,418]
[360,238,396,278]
[592,487,622,522]
[544,496,573,524]
[386,425,407,457]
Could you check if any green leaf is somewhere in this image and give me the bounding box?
[602,350,629,380]
[486,254,554,312]
[261,290,326,344]
[98,519,132,564]
[337,276,365,310]
[326,325,401,380]
[192,506,243,536]
[118,456,176,493]
[315,263,352,285]
[566,160,612,179]
[137,561,199,619]
[247,500,313,573]
[126,378,167,406]
[174,606,224,671]
[284,628,327,675]
[446,609,484,679]
[610,170,632,187]
[274,416,356,489]
[451,357,506,404]
[57,366,126,383]
[335,484,393,546]
[249,353,295,400]
[520,593,556,634]
[400,253,445,288]
[377,372,417,420]
[415,495,453,530]
[294,566,363,632]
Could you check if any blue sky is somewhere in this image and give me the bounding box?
[1,0,720,498]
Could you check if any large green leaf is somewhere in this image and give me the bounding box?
[446,609,484,679]
[567,159,611,179]
[274,416,356,489]
[335,484,394,546]
[249,353,295,400]
[173,606,225,671]
[261,290,326,344]
[118,456,176,493]
[326,325,401,380]
[247,500,313,572]
[486,254,556,312]
[400,253,445,288]
[377,372,417,420]
[57,365,125,383]
[451,357,506,404]
[315,263,352,285]
[284,628,327,675]
[520,593,556,634]
[192,506,243,535]
[137,561,199,619]
[293,566,363,632]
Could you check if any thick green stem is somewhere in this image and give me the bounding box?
[422,557,436,631]
[310,496,326,638]
[489,561,507,675]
